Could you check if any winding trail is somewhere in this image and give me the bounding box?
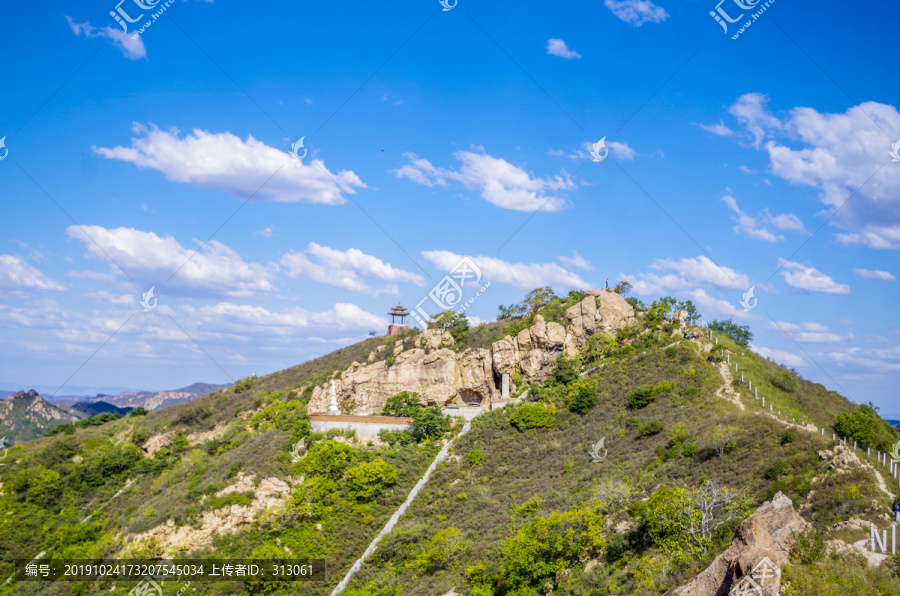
[715,361,745,411]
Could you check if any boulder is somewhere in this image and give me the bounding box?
[674,492,809,596]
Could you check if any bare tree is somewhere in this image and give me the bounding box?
[707,425,738,457]
[673,481,746,552]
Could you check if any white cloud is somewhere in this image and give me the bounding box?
[777,259,850,294]
[421,250,590,291]
[698,120,735,137]
[736,165,756,174]
[281,243,425,296]
[722,95,900,249]
[253,227,275,238]
[721,192,804,242]
[853,268,896,281]
[627,255,751,294]
[557,250,593,271]
[0,255,65,292]
[181,301,385,334]
[728,93,782,149]
[750,344,807,367]
[82,291,135,306]
[393,151,575,212]
[66,225,273,297]
[546,39,582,60]
[764,320,845,343]
[570,140,635,161]
[94,123,366,204]
[604,0,668,26]
[66,16,146,60]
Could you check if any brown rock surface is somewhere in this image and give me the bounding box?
[307,290,634,415]
[674,492,809,596]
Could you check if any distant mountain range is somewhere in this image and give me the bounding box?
[888,419,900,429]
[0,382,230,444]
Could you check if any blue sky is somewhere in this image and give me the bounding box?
[1,0,899,417]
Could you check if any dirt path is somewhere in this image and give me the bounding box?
[715,361,745,411]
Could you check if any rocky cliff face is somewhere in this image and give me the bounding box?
[308,290,635,415]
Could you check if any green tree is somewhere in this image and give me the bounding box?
[521,286,558,314]
[411,527,471,572]
[381,391,422,417]
[129,407,149,416]
[646,296,677,325]
[636,481,748,557]
[613,281,633,296]
[833,404,896,450]
[428,311,470,343]
[497,303,527,320]
[675,299,701,324]
[500,506,604,590]
[409,406,450,441]
[708,319,753,347]
[345,458,399,501]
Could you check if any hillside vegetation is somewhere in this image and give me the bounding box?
[1,289,898,596]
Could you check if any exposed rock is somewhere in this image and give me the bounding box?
[141,432,174,456]
[308,290,635,415]
[126,473,292,557]
[674,492,809,596]
[186,422,228,446]
[673,310,689,326]
[826,538,890,567]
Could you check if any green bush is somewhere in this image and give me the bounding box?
[7,467,63,506]
[708,319,753,347]
[129,407,149,416]
[771,372,798,393]
[411,527,471,572]
[512,495,542,516]
[509,403,556,431]
[625,416,642,428]
[500,506,604,590]
[765,460,790,480]
[467,449,484,466]
[651,381,675,394]
[233,376,254,393]
[301,440,356,479]
[345,458,399,502]
[551,353,582,386]
[409,406,450,440]
[174,403,214,426]
[568,379,598,414]
[682,443,699,458]
[638,420,664,437]
[780,431,796,445]
[626,386,656,409]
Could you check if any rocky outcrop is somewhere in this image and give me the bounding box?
[126,473,294,557]
[674,492,809,596]
[308,291,635,415]
[0,389,80,441]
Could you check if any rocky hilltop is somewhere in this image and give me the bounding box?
[0,389,79,442]
[308,289,635,414]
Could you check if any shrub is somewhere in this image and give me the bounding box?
[651,381,675,395]
[667,422,689,444]
[300,440,355,479]
[132,427,151,446]
[411,527,471,572]
[682,443,699,458]
[626,386,656,409]
[568,379,598,414]
[551,353,582,386]
[771,372,798,393]
[792,528,827,565]
[665,347,678,358]
[345,458,398,502]
[467,449,484,466]
[7,467,63,506]
[174,403,213,426]
[509,403,556,431]
[381,392,422,417]
[513,495,542,516]
[638,420,664,437]
[233,377,254,393]
[625,416,642,429]
[500,506,604,590]
[780,431,796,445]
[129,407,149,416]
[765,460,790,480]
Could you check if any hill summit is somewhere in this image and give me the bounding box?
[0,287,898,596]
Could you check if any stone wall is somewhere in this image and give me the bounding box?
[308,290,635,415]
